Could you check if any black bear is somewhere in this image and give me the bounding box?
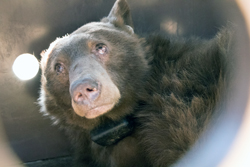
[39,0,232,166]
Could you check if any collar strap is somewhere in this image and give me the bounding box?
[90,116,134,146]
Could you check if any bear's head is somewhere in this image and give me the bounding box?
[39,0,149,130]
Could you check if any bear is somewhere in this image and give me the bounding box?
[39,0,233,166]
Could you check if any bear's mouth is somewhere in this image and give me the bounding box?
[72,101,116,119]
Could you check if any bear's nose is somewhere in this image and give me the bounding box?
[70,78,101,104]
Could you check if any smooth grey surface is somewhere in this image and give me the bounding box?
[0,0,242,163]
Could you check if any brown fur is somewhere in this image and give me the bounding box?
[39,0,232,166]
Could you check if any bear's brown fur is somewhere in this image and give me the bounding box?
[39,0,232,166]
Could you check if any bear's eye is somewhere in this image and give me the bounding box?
[55,63,65,74]
[96,43,108,55]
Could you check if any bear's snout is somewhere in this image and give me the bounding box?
[70,78,101,105]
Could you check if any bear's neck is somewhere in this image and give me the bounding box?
[90,115,135,146]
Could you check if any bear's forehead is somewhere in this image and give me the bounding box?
[41,22,115,63]
[42,21,134,64]
[72,22,117,35]
[53,22,121,49]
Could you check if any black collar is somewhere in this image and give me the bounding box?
[90,116,135,146]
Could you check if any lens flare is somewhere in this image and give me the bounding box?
[12,53,39,80]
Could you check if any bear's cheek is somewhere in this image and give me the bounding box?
[46,73,71,107]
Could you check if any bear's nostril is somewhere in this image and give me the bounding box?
[86,87,96,92]
[74,92,84,103]
[70,79,101,104]
[84,86,99,101]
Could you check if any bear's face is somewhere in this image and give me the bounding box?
[39,1,149,129]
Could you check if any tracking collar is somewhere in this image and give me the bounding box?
[90,116,135,146]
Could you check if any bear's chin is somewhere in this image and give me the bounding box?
[72,101,116,119]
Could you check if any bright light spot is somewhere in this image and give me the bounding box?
[12,53,39,80]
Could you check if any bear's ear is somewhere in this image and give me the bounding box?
[102,0,134,30]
